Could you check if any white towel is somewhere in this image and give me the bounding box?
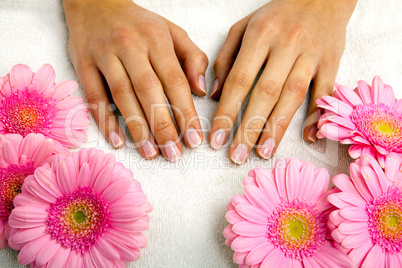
[0,0,401,267]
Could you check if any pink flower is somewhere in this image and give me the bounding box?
[328,153,402,267]
[7,149,152,267]
[0,133,67,248]
[0,64,90,147]
[316,76,402,167]
[223,159,353,267]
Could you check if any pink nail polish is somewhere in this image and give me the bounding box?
[210,79,219,97]
[141,140,157,158]
[210,129,226,150]
[164,141,181,162]
[110,132,124,148]
[308,126,318,143]
[260,138,275,159]
[186,128,202,148]
[231,144,249,165]
[198,75,207,94]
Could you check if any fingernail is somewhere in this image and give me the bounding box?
[141,140,157,158]
[110,132,124,148]
[210,79,219,97]
[164,141,181,162]
[210,129,226,150]
[260,138,275,159]
[304,109,322,128]
[308,126,318,143]
[231,144,249,165]
[198,74,207,94]
[186,128,202,148]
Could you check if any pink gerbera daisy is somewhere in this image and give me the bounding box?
[316,76,402,167]
[0,64,90,147]
[328,153,402,267]
[7,149,152,267]
[0,133,67,248]
[223,158,353,267]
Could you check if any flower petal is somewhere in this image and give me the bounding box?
[340,207,368,221]
[341,231,371,248]
[338,221,367,235]
[244,185,272,213]
[361,165,382,198]
[18,234,51,265]
[35,237,62,266]
[10,225,47,245]
[362,244,384,268]
[348,239,373,267]
[31,64,55,92]
[232,221,267,237]
[225,210,246,225]
[231,236,268,252]
[332,174,361,197]
[285,158,300,201]
[93,165,114,193]
[10,64,33,90]
[245,242,274,265]
[101,177,131,203]
[47,245,71,268]
[260,248,286,268]
[356,80,373,104]
[335,84,363,107]
[95,236,120,261]
[235,204,268,224]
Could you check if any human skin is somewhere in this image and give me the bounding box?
[210,0,358,164]
[63,0,357,163]
[63,0,208,161]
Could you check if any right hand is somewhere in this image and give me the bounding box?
[63,0,208,161]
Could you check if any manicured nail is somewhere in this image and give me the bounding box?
[110,132,124,148]
[231,144,249,165]
[164,141,181,162]
[308,126,318,143]
[198,74,207,94]
[304,109,322,128]
[141,140,157,158]
[260,138,275,159]
[210,129,226,150]
[210,79,219,97]
[186,128,202,148]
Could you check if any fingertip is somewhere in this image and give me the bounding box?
[161,140,182,162]
[139,140,159,159]
[209,78,221,99]
[256,137,276,160]
[109,131,125,149]
[193,74,207,97]
[185,127,203,149]
[303,125,318,143]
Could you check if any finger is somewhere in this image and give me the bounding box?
[75,63,125,149]
[211,15,252,99]
[229,48,300,164]
[169,22,209,97]
[209,26,270,150]
[303,55,340,143]
[256,56,317,159]
[97,56,159,159]
[120,54,182,162]
[149,39,203,149]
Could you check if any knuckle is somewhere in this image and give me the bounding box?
[250,18,278,36]
[213,55,226,71]
[194,51,209,67]
[165,69,187,88]
[134,75,161,93]
[286,79,308,97]
[85,90,102,105]
[288,26,308,42]
[127,120,147,136]
[245,120,264,136]
[153,119,172,133]
[257,79,279,98]
[227,71,251,88]
[110,82,132,98]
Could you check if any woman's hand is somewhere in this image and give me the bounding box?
[63,0,208,161]
[210,0,357,164]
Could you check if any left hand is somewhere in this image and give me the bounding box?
[209,0,357,164]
